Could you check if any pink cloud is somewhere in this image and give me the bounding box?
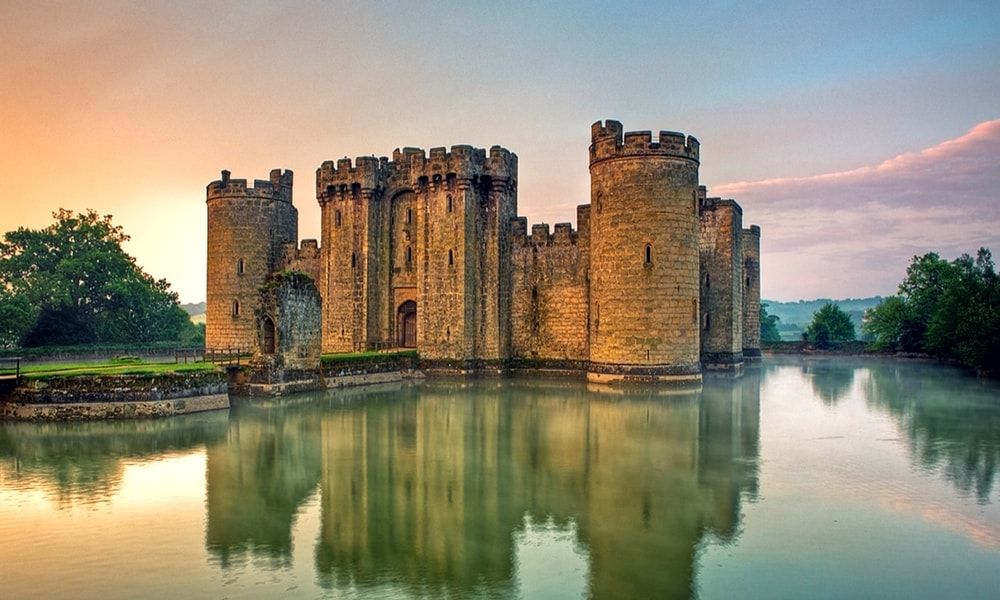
[711,119,1000,301]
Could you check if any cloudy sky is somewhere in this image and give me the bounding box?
[2,0,998,303]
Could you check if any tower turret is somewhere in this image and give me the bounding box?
[205,169,297,351]
[587,121,702,383]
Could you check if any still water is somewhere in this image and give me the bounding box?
[1,356,998,599]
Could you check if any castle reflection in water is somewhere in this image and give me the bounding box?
[203,374,761,598]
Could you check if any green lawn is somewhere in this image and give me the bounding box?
[321,349,418,362]
[13,359,220,380]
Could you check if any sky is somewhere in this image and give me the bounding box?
[2,0,998,303]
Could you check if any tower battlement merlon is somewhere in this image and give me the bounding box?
[589,120,699,166]
[206,169,293,202]
[487,146,517,183]
[315,156,388,201]
[406,144,484,182]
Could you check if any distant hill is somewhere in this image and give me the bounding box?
[762,297,885,340]
[181,302,206,325]
[181,302,205,316]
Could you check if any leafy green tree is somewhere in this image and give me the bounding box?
[862,295,911,351]
[863,248,999,373]
[924,249,1000,372]
[807,302,856,348]
[0,209,192,347]
[760,303,781,342]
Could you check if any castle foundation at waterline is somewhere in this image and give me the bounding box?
[205,120,761,383]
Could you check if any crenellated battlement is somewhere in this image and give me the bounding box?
[699,196,743,216]
[589,119,699,166]
[316,156,388,201]
[207,169,293,202]
[317,144,517,201]
[511,219,579,247]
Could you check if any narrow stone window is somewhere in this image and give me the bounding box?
[705,272,711,289]
[406,245,412,265]
[232,299,240,317]
[406,208,413,224]
[704,312,711,331]
[644,244,652,264]
[448,249,454,266]
[746,275,751,287]
[237,259,244,275]
[446,195,453,213]
[335,210,342,227]
[351,252,356,268]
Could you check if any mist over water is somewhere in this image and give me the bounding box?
[1,357,998,599]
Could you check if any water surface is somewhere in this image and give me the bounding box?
[1,357,998,599]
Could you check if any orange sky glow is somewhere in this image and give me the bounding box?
[2,1,998,303]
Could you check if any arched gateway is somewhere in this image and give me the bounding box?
[397,301,417,348]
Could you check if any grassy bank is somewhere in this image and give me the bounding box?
[14,358,219,380]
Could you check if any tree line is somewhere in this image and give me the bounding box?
[0,209,203,349]
[761,247,998,375]
[863,249,999,374]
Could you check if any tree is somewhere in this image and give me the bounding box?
[0,209,193,347]
[807,302,856,349]
[924,249,1000,372]
[760,303,781,342]
[863,248,999,374]
[862,295,911,351]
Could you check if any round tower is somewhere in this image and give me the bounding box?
[205,169,296,351]
[587,120,702,383]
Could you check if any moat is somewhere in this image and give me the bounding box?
[2,356,998,599]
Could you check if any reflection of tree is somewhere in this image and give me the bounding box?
[802,358,857,405]
[863,359,1000,503]
[0,413,228,508]
[204,397,324,568]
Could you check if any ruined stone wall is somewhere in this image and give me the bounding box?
[258,271,322,371]
[742,225,762,359]
[511,214,590,363]
[206,169,296,351]
[278,239,321,285]
[587,121,702,383]
[699,197,744,369]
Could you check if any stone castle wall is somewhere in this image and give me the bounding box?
[205,120,760,379]
[205,169,296,351]
[315,146,517,361]
[699,196,744,368]
[742,225,762,359]
[510,209,591,363]
[587,121,703,382]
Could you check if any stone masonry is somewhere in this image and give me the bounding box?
[206,120,761,382]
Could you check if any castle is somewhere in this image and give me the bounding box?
[206,120,760,383]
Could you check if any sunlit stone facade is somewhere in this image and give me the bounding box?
[205,120,761,378]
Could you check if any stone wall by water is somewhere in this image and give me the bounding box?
[1,371,230,421]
